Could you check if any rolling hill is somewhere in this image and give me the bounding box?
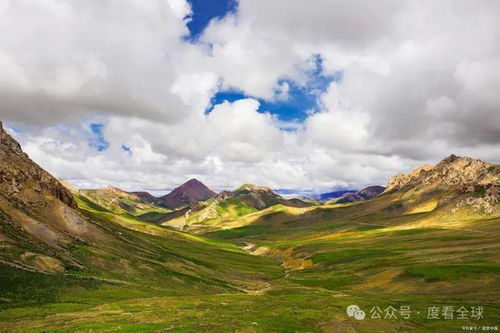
[78,186,169,216]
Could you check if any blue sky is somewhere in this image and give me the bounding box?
[207,55,339,124]
[185,0,238,41]
[89,0,338,153]
[89,123,109,152]
[185,1,338,124]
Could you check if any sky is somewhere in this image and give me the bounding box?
[1,0,499,194]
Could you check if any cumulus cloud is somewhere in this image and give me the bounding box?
[2,0,500,193]
[0,0,214,125]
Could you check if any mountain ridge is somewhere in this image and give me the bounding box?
[335,185,386,204]
[384,154,499,215]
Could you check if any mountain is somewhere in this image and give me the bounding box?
[0,121,105,271]
[129,191,156,203]
[335,185,385,203]
[231,184,310,209]
[317,189,357,201]
[0,122,77,211]
[386,154,498,192]
[78,186,166,215]
[160,183,312,231]
[384,154,499,214]
[155,178,216,209]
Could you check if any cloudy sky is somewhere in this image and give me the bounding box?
[1,0,499,194]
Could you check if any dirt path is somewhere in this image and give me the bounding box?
[238,240,270,255]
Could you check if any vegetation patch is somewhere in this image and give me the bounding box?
[406,264,500,282]
[311,249,396,265]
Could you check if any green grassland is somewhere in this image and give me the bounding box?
[0,189,499,332]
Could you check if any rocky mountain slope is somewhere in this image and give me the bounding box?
[228,184,311,210]
[155,178,216,209]
[385,154,499,215]
[385,154,498,192]
[0,121,108,271]
[0,122,76,211]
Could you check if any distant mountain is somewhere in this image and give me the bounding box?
[79,186,166,215]
[230,184,311,209]
[317,190,357,201]
[160,183,312,230]
[155,178,217,209]
[335,186,385,203]
[130,191,156,203]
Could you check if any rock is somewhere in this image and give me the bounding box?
[384,154,499,214]
[385,155,498,193]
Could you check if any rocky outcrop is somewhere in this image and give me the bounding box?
[0,121,77,209]
[452,186,500,215]
[336,186,385,203]
[385,154,499,215]
[385,154,498,193]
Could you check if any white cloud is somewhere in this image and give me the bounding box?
[3,0,500,193]
[0,0,214,125]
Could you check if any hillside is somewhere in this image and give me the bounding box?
[385,154,499,215]
[78,186,169,216]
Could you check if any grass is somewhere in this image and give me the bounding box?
[406,264,500,282]
[0,264,101,306]
[311,249,397,265]
[0,186,499,332]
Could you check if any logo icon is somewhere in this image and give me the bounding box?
[346,304,366,320]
